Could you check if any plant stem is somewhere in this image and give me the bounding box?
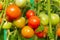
[47,0,54,40]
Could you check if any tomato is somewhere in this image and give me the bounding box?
[13,17,26,28]
[0,18,2,24]
[39,13,48,25]
[35,26,48,38]
[6,4,21,20]
[51,14,59,25]
[35,32,46,38]
[0,2,3,10]
[21,26,34,38]
[15,0,26,8]
[56,28,60,37]
[3,22,12,29]
[26,0,30,3]
[28,16,40,29]
[26,10,35,19]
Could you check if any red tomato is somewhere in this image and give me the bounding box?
[26,10,35,19]
[35,32,46,38]
[28,16,40,29]
[35,26,48,38]
[6,4,21,20]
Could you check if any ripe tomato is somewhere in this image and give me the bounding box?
[0,2,2,10]
[6,4,21,20]
[13,17,26,28]
[39,13,48,25]
[35,32,46,38]
[26,10,35,19]
[15,0,26,8]
[51,14,59,25]
[21,26,34,38]
[56,28,60,37]
[28,16,40,29]
[3,22,12,29]
[35,26,48,38]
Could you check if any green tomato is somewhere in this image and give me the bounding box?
[15,0,26,8]
[51,14,59,25]
[26,0,30,3]
[3,22,12,29]
[39,13,49,25]
[13,17,26,28]
[53,0,60,3]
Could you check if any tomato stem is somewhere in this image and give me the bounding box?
[47,0,54,40]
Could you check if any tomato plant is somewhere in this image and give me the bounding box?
[6,4,21,20]
[13,17,26,28]
[28,16,40,29]
[26,10,35,19]
[21,26,34,38]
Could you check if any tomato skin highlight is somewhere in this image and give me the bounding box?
[28,16,40,29]
[21,26,34,38]
[6,4,21,20]
[26,10,35,19]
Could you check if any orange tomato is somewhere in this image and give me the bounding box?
[21,26,34,38]
[0,18,2,24]
[56,28,60,36]
[0,3,2,10]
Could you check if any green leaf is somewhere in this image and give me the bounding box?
[36,25,44,32]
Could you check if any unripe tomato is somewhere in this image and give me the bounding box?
[39,13,48,25]
[26,0,30,3]
[3,22,12,29]
[13,17,26,28]
[21,26,34,38]
[51,14,59,25]
[26,10,35,19]
[28,16,40,29]
[6,4,21,20]
[15,0,26,8]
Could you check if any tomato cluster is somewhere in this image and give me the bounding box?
[0,0,60,40]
